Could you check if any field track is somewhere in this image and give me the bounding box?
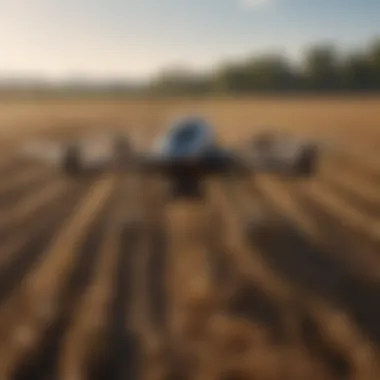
[0,98,379,380]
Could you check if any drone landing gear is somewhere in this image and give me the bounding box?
[170,176,204,200]
[294,145,319,177]
[61,144,83,177]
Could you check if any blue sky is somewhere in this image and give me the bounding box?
[0,0,379,79]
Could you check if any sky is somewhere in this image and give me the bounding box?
[0,0,379,80]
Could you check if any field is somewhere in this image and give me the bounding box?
[0,97,379,380]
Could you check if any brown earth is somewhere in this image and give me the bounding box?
[0,97,379,380]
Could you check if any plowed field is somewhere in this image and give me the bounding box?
[0,97,379,380]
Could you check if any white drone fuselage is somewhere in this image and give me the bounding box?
[20,116,320,195]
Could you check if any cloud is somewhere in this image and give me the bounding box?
[241,0,273,8]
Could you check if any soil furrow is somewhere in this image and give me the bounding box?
[13,196,114,380]
[164,194,227,380]
[128,176,172,380]
[0,178,72,240]
[0,157,37,178]
[58,175,140,380]
[0,181,90,303]
[300,181,380,246]
[254,177,380,281]
[319,163,380,219]
[246,180,380,359]
[0,176,114,378]
[204,179,336,379]
[101,215,142,380]
[0,165,51,201]
[208,177,380,379]
[330,149,380,184]
[319,174,380,220]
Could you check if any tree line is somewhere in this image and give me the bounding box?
[148,39,380,95]
[1,38,380,98]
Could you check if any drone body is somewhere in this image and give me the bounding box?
[21,116,321,198]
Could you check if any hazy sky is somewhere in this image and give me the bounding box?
[0,0,379,79]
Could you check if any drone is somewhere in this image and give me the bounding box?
[20,116,321,198]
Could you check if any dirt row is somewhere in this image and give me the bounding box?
[0,141,378,380]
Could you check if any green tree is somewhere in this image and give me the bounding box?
[341,53,373,91]
[303,45,341,91]
[147,38,380,96]
[367,39,380,87]
[244,54,300,92]
[150,67,212,95]
[214,54,300,93]
[214,62,254,93]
